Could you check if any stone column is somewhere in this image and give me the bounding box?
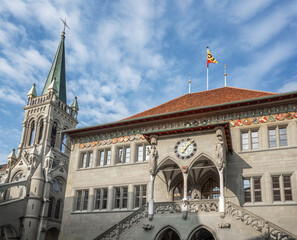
[219,169,224,213]
[182,170,189,219]
[88,187,95,212]
[128,184,134,210]
[148,135,158,221]
[107,186,114,211]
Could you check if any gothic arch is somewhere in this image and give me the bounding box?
[157,156,181,173]
[187,225,216,240]
[189,152,218,171]
[155,226,181,240]
[44,227,60,240]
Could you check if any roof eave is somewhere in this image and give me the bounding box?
[64,90,297,135]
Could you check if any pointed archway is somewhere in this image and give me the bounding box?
[188,226,215,240]
[155,226,181,240]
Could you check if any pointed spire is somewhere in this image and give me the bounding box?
[41,32,67,103]
[8,148,17,159]
[27,83,37,97]
[31,144,38,156]
[48,77,58,93]
[31,162,44,180]
[45,148,55,160]
[71,96,79,111]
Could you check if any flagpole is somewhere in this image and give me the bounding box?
[188,72,191,94]
[224,64,227,87]
[207,67,209,90]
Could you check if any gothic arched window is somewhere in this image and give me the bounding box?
[29,121,35,146]
[201,178,220,199]
[48,198,54,218]
[37,119,44,144]
[55,199,62,219]
[50,122,57,148]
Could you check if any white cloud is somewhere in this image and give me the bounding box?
[278,80,297,93]
[0,86,25,105]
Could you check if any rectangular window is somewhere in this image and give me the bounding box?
[106,150,111,165]
[113,186,128,209]
[88,152,93,167]
[97,149,111,166]
[251,131,259,149]
[117,146,130,164]
[254,177,262,202]
[243,179,251,203]
[76,190,82,210]
[243,177,262,203]
[269,129,277,148]
[279,127,287,146]
[241,130,259,151]
[137,144,150,162]
[272,176,281,201]
[80,152,93,168]
[272,175,292,202]
[81,153,87,168]
[134,185,147,208]
[94,188,108,210]
[283,175,292,201]
[75,190,89,211]
[269,126,288,148]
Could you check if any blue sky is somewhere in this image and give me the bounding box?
[1,0,297,164]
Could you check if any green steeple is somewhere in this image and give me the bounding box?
[42,33,67,103]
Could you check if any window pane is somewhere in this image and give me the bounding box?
[241,132,249,150]
[273,190,281,201]
[125,147,130,163]
[138,146,143,162]
[251,131,259,149]
[272,176,280,188]
[76,191,82,211]
[118,148,123,163]
[88,153,93,167]
[100,151,104,166]
[142,185,147,207]
[82,154,87,168]
[243,179,251,203]
[106,150,111,165]
[254,190,262,202]
[244,192,251,202]
[279,128,287,146]
[83,190,89,210]
[269,129,277,148]
[94,189,100,210]
[122,187,128,208]
[114,188,120,209]
[254,178,261,190]
[102,188,108,209]
[145,145,151,161]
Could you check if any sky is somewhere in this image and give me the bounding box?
[1,0,297,164]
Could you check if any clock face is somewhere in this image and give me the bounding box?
[51,178,63,193]
[174,138,197,159]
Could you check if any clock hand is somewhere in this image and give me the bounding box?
[181,140,193,153]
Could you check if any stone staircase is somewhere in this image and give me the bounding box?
[94,200,297,240]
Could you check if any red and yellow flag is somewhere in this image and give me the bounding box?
[207,48,218,67]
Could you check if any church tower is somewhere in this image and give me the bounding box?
[0,26,78,240]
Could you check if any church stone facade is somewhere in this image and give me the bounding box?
[0,30,78,240]
[60,87,297,240]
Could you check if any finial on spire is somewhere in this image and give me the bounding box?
[60,18,70,36]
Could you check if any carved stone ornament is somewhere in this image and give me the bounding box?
[148,135,158,176]
[143,224,154,231]
[215,129,225,171]
[218,223,231,228]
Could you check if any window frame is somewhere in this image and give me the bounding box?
[117,145,131,164]
[271,174,293,202]
[134,184,147,208]
[243,176,262,204]
[268,125,288,148]
[79,152,93,169]
[113,186,128,210]
[75,189,89,211]
[241,129,259,151]
[97,149,111,166]
[137,144,151,162]
[94,188,108,211]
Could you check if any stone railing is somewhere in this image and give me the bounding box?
[94,205,148,240]
[27,94,51,106]
[0,180,27,203]
[225,201,297,240]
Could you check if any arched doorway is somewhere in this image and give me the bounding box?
[45,227,59,240]
[189,227,215,240]
[156,227,181,240]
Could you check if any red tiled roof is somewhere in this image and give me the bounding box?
[0,164,7,172]
[126,87,276,120]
